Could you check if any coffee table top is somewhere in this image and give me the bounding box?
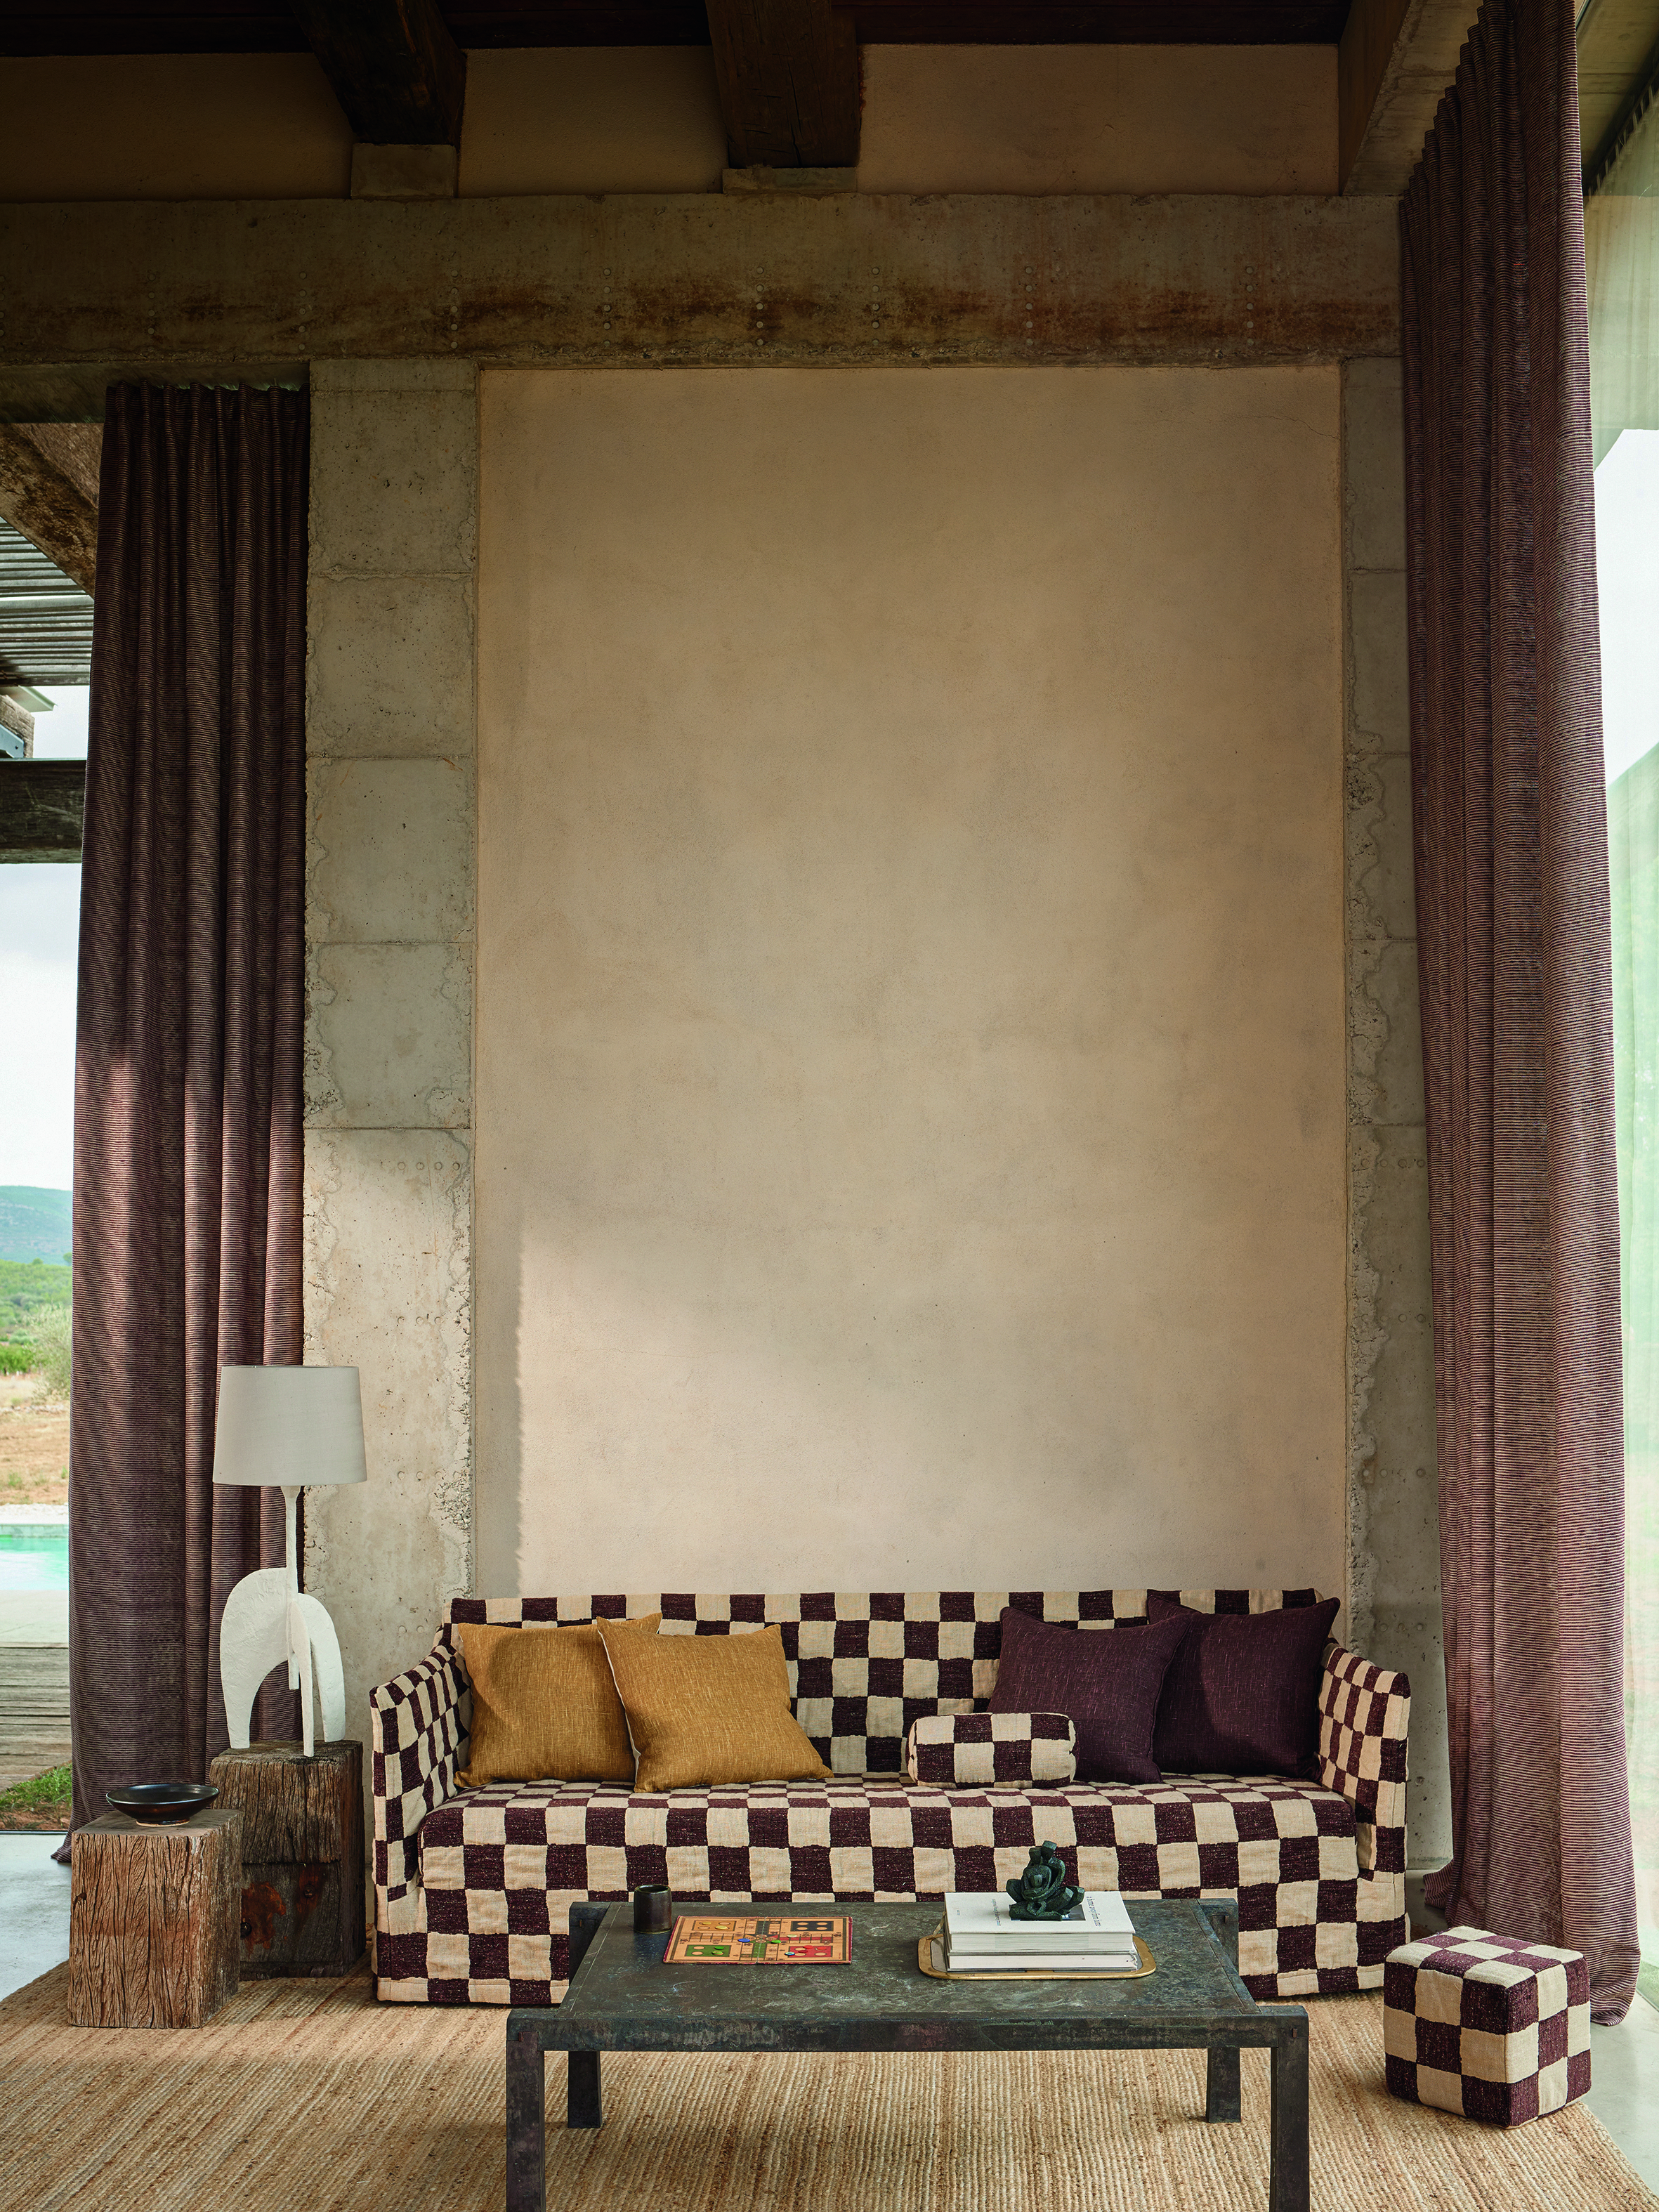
[522,1899,1298,2054]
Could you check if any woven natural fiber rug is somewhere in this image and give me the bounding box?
[2,1963,1653,2212]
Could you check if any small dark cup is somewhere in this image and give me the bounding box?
[633,1883,671,1932]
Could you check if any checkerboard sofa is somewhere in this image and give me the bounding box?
[371,1587,1410,2008]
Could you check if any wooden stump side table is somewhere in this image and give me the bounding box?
[67,1809,242,2029]
[208,1739,365,1978]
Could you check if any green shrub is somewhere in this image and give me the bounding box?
[25,1303,71,1401]
[0,1765,71,1814]
[0,1342,32,1375]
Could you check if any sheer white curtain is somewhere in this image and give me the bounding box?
[1589,105,1659,2003]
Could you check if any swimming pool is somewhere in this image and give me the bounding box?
[0,1525,67,1592]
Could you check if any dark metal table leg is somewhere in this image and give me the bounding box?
[1205,2040,1242,2121]
[1268,2015,1309,2212]
[506,2023,548,2212]
[568,2049,603,2128]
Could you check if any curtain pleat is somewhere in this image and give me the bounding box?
[1402,0,1639,2018]
[65,382,308,1844]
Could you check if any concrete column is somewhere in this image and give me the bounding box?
[302,360,477,1755]
[1342,356,1450,1868]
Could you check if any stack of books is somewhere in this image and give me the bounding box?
[942,1890,1139,1974]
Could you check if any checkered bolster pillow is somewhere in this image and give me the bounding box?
[905,1710,1077,1786]
[1384,1927,1591,2126]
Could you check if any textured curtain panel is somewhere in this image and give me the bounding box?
[1401,0,1638,2018]
[65,383,308,1849]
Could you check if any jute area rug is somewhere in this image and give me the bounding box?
[2,1963,1653,2212]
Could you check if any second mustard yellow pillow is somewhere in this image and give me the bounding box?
[595,1621,831,1791]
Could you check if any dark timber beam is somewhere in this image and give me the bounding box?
[0,760,84,862]
[704,0,860,167]
[289,0,466,145]
[0,426,98,593]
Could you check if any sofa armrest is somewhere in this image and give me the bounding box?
[370,1638,468,1904]
[1318,1641,1410,1876]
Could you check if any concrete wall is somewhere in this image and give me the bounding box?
[272,270,1443,1863]
[1340,358,1448,1866]
[303,361,478,1762]
[4,46,1330,204]
[471,364,1347,1602]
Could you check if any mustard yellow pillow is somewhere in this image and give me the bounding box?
[595,1621,832,1792]
[456,1615,661,1786]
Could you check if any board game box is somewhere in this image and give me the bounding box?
[663,1915,852,1964]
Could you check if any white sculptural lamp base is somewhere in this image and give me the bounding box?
[221,1485,346,1758]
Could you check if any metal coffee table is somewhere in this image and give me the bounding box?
[506,1897,1308,2212]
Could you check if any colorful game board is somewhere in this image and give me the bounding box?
[663,1915,852,1964]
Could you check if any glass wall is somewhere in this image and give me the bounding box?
[1589,116,1659,2008]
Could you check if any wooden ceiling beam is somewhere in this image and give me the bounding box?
[0,427,98,595]
[288,0,466,145]
[705,0,860,167]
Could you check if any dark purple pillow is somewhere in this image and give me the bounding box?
[988,1606,1193,1784]
[1146,1594,1339,1775]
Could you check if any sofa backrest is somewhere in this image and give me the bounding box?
[444,1586,1325,1777]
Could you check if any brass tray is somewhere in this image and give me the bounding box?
[919,1928,1156,1982]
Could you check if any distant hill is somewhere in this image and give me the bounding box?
[0,1187,72,1266]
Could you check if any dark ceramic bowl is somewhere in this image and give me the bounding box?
[107,1782,219,1826]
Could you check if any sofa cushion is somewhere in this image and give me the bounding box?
[989,1606,1193,1783]
[596,1619,832,1790]
[421,1773,1359,1918]
[442,1589,1327,1779]
[1148,1593,1340,1776]
[905,1711,1076,1787]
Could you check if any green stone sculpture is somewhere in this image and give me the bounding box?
[1004,1840,1083,1920]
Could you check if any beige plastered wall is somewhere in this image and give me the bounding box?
[296,351,1445,1864]
[471,364,1347,1600]
[4,47,1332,203]
[858,46,1337,195]
[0,55,354,202]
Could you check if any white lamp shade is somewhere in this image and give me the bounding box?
[212,1365,367,1489]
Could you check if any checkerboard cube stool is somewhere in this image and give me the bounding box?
[1384,1926,1591,2124]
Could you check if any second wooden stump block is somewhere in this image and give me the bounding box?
[209,1739,365,1978]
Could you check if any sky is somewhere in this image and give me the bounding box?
[0,687,87,1191]
[1,452,1656,1195]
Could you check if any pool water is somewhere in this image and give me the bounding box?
[0,1527,68,1592]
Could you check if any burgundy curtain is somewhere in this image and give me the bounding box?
[65,383,308,1849]
[1403,0,1639,2018]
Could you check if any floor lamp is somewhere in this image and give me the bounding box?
[213,1365,367,1758]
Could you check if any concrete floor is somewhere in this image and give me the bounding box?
[0,1832,71,2003]
[0,1845,1654,2193]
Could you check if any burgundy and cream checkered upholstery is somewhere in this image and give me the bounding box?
[372,1588,1410,2009]
[1318,1643,1410,1876]
[1384,1928,1592,2125]
[906,1710,1075,1786]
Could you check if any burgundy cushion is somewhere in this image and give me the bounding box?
[1146,1593,1339,1775]
[988,1606,1193,1784]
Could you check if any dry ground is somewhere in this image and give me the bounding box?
[0,1375,67,1507]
